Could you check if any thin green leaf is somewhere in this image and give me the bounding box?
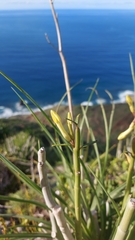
[129,53,135,105]
[0,154,41,195]
[0,213,50,226]
[80,78,99,131]
[0,233,51,239]
[81,105,101,177]
[87,166,120,216]
[0,71,52,124]
[56,79,83,112]
[0,195,48,210]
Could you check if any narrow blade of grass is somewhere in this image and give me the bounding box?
[0,154,41,195]
[0,213,50,226]
[0,233,51,239]
[0,195,48,210]
[87,165,120,216]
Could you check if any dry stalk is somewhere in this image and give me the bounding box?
[46,0,73,120]
[38,147,74,240]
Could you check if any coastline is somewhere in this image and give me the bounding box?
[0,103,132,144]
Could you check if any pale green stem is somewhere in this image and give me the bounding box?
[121,154,134,214]
[114,198,135,240]
[38,147,74,240]
[73,126,82,240]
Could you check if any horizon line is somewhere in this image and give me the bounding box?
[0,7,135,11]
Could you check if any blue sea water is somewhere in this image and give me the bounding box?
[0,9,135,118]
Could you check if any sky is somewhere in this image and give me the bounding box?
[0,0,135,10]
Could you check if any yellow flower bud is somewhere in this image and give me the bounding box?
[50,110,72,142]
[75,114,80,124]
[126,95,133,105]
[67,112,74,139]
[117,121,135,140]
[67,112,72,125]
[126,95,135,114]
[124,153,131,164]
[50,110,61,124]
[129,105,135,114]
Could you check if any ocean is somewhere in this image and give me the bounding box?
[0,9,135,118]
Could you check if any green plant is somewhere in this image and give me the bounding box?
[0,1,135,239]
[0,69,135,240]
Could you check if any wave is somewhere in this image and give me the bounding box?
[81,90,135,106]
[114,90,134,104]
[0,101,68,119]
[0,106,13,118]
[0,90,135,119]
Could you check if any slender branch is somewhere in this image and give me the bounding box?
[38,147,74,240]
[45,33,58,52]
[48,0,73,120]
